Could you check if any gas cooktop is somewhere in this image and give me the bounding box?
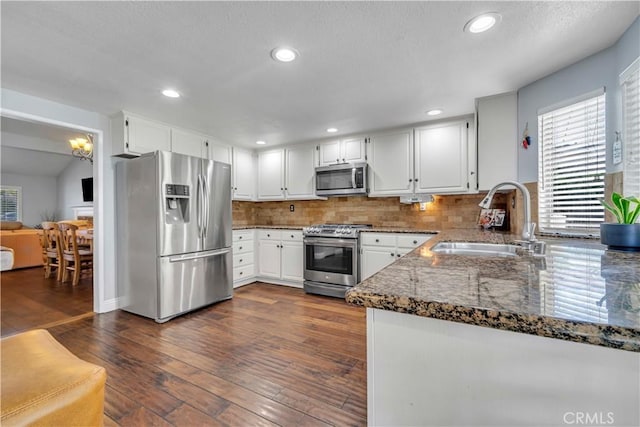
[303,224,372,238]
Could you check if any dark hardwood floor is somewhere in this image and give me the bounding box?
[47,283,367,426]
[1,266,94,337]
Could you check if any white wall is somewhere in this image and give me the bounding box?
[57,160,93,220]
[517,17,640,182]
[1,172,58,226]
[0,88,117,312]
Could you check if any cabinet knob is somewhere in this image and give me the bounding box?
[342,158,345,162]
[375,239,379,243]
[414,178,418,182]
[390,253,395,257]
[409,179,413,182]
[267,234,270,237]
[239,246,243,250]
[413,240,418,244]
[397,254,401,258]
[240,271,243,276]
[291,234,294,238]
[285,187,288,191]
[239,236,243,240]
[239,259,243,263]
[234,187,238,190]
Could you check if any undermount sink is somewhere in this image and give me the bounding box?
[430,242,519,257]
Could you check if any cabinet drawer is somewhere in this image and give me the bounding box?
[282,230,303,242]
[233,264,255,281]
[257,229,282,240]
[233,240,253,254]
[233,230,254,242]
[397,234,432,249]
[360,233,396,247]
[233,252,254,268]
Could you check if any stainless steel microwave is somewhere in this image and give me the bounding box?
[315,162,368,196]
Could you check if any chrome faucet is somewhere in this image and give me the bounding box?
[479,181,545,255]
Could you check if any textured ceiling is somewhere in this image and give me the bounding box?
[1,1,638,149]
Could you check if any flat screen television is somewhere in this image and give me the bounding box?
[81,177,93,202]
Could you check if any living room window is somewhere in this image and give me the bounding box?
[0,186,22,221]
[537,89,606,235]
[620,57,640,197]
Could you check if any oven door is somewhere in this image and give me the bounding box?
[303,237,358,287]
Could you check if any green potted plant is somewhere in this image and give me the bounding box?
[600,192,640,251]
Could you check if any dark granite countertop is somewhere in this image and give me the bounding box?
[346,229,640,352]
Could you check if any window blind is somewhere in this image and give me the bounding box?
[537,91,606,234]
[621,58,640,198]
[0,186,21,221]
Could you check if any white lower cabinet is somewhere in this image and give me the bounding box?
[232,230,255,287]
[257,229,303,286]
[360,232,434,280]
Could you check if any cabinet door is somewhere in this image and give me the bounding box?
[368,130,414,195]
[281,241,303,282]
[258,149,285,200]
[477,93,517,191]
[126,115,171,155]
[341,137,366,163]
[318,140,341,166]
[171,129,205,158]
[414,120,469,193]
[232,148,255,200]
[258,240,281,278]
[361,246,397,281]
[285,145,316,198]
[207,141,233,165]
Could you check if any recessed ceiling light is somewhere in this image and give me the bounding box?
[256,140,266,145]
[271,47,299,63]
[427,109,443,116]
[162,89,180,98]
[464,12,501,34]
[326,128,338,133]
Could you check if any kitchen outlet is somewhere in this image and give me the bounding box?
[419,202,427,211]
[289,204,295,212]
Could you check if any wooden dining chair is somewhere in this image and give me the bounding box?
[57,222,93,286]
[40,222,62,281]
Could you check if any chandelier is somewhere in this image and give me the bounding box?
[69,134,94,164]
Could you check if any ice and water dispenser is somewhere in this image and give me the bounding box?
[164,184,190,224]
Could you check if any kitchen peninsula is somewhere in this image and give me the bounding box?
[346,230,640,426]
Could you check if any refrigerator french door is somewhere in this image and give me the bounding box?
[116,151,232,323]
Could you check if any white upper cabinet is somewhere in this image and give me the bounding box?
[368,129,414,195]
[318,137,366,166]
[207,141,233,165]
[112,112,171,157]
[414,120,469,193]
[257,144,319,201]
[257,149,286,200]
[476,92,517,191]
[171,128,207,158]
[285,144,316,199]
[232,147,256,201]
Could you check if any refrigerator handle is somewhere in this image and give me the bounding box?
[169,247,230,262]
[196,174,203,239]
[203,175,210,239]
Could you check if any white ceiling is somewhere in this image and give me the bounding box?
[1,1,638,149]
[1,146,73,177]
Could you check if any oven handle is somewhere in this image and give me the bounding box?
[303,237,358,248]
[352,167,357,189]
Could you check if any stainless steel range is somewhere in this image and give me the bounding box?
[303,224,372,298]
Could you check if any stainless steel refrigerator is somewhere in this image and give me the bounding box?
[116,150,232,323]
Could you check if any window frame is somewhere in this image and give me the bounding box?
[0,185,23,222]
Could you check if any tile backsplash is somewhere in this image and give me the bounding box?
[233,192,509,231]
